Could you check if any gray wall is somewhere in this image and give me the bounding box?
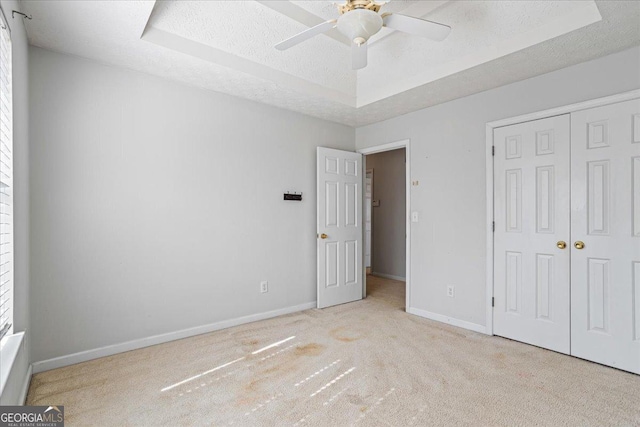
[23,39,640,368]
[365,149,405,279]
[0,0,30,405]
[29,47,354,364]
[356,46,640,329]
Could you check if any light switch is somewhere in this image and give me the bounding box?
[411,212,419,222]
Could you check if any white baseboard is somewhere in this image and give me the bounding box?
[19,364,32,405]
[371,272,406,282]
[407,307,488,335]
[32,301,317,374]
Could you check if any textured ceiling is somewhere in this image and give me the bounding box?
[20,0,640,126]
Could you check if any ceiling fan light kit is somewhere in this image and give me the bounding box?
[274,0,451,70]
[337,9,382,46]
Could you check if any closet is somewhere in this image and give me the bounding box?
[493,98,640,374]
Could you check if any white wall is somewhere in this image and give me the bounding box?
[0,0,30,405]
[29,47,354,365]
[356,46,640,330]
[365,149,405,279]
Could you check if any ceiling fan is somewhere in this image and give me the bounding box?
[275,0,451,70]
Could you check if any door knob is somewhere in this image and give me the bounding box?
[574,241,585,250]
[556,241,567,249]
[320,233,328,239]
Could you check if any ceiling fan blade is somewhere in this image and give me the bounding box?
[275,19,337,50]
[382,13,451,41]
[352,41,367,70]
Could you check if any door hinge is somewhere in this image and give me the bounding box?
[492,221,495,232]
[492,297,495,307]
[492,146,495,156]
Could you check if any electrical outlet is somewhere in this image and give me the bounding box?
[447,285,455,298]
[260,281,268,293]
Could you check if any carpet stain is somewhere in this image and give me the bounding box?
[262,364,291,375]
[294,343,324,356]
[491,352,508,369]
[235,395,260,407]
[329,327,361,342]
[244,378,264,393]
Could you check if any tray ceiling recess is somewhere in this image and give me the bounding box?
[21,1,640,126]
[274,0,452,71]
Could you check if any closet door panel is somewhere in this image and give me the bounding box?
[494,115,571,354]
[570,98,640,374]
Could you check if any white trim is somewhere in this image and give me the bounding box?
[18,364,31,405]
[484,89,640,337]
[358,139,409,155]
[0,332,24,397]
[488,89,640,129]
[32,302,316,374]
[358,139,411,311]
[485,125,494,335]
[405,141,411,312]
[364,168,373,273]
[407,307,487,335]
[371,272,406,282]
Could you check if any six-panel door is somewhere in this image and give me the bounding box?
[570,99,640,374]
[317,147,363,309]
[493,115,572,354]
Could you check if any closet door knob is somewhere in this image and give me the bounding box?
[556,241,567,249]
[574,241,585,250]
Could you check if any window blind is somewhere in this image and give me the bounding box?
[0,10,12,342]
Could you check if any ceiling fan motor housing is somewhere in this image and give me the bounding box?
[337,9,383,45]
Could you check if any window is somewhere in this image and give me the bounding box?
[0,7,12,342]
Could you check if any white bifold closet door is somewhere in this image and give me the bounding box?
[494,99,640,375]
[493,115,571,354]
[570,99,640,374]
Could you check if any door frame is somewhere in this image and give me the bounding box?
[357,139,411,311]
[485,89,640,336]
[365,168,374,272]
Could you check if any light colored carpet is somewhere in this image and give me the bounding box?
[27,276,640,426]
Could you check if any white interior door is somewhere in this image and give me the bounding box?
[365,170,372,268]
[493,115,571,354]
[317,147,363,309]
[570,99,640,374]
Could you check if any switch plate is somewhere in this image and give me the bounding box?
[260,281,268,293]
[411,212,419,222]
[447,286,455,298]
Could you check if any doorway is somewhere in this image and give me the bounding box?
[358,140,411,309]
